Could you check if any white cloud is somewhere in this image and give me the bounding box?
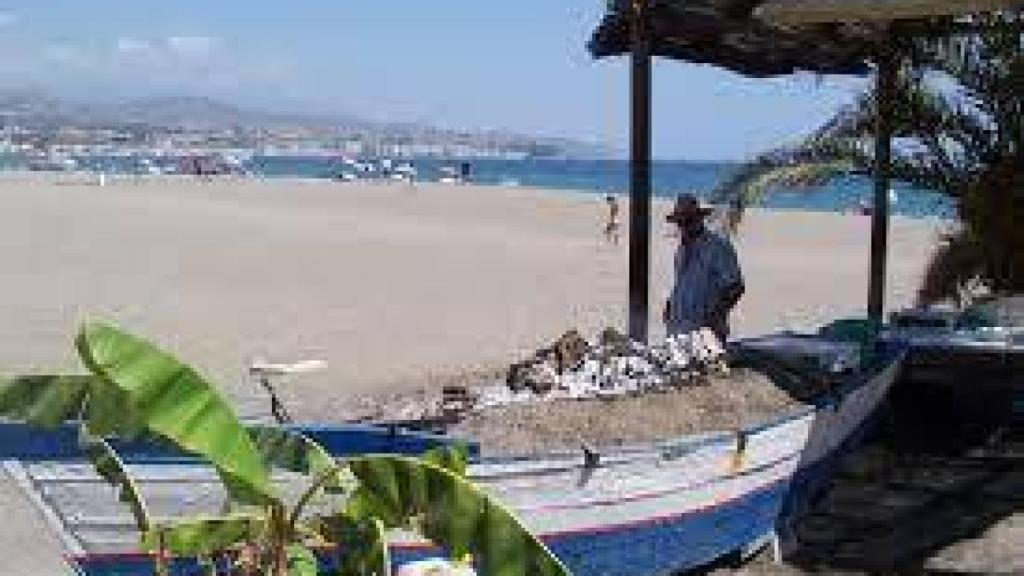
[115,37,154,57]
[0,12,18,27]
[42,44,93,69]
[113,35,221,70]
[8,33,288,102]
[165,36,218,59]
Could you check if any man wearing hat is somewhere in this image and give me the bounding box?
[663,194,745,341]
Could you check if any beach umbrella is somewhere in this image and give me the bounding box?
[589,0,1020,341]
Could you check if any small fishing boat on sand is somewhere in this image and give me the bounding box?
[1,326,904,576]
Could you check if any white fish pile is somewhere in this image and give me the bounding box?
[476,328,728,409]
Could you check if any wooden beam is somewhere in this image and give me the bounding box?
[629,0,653,343]
[759,0,1023,25]
[868,47,898,322]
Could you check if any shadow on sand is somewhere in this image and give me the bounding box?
[694,343,1023,575]
[784,425,1022,574]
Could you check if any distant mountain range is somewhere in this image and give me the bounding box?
[0,90,390,130]
[0,90,612,158]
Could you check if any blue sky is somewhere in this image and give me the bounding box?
[0,1,868,160]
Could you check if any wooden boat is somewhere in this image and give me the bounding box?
[1,335,904,576]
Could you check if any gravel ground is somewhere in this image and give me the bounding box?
[452,368,799,456]
[322,362,825,457]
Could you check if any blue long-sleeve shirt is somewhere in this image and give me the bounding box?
[667,231,743,337]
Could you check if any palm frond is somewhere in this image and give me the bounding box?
[708,134,862,233]
[917,228,986,306]
[712,12,1021,259]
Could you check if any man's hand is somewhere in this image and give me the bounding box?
[704,281,745,336]
[703,309,727,336]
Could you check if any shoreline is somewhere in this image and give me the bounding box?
[0,169,955,223]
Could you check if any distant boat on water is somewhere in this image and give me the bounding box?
[176,153,248,176]
[27,154,78,172]
[137,157,165,176]
[326,156,380,182]
[393,161,417,182]
[439,161,472,184]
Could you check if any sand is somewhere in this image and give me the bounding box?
[0,174,946,421]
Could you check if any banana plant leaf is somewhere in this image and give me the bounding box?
[79,427,152,532]
[286,544,320,576]
[75,322,276,505]
[141,514,267,556]
[314,514,390,576]
[346,456,569,576]
[196,555,217,576]
[0,375,94,429]
[246,426,355,493]
[422,444,469,477]
[0,374,148,438]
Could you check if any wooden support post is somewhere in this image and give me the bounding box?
[629,0,652,343]
[868,47,897,322]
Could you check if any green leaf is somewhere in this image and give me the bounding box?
[141,514,266,555]
[247,426,359,531]
[79,427,151,532]
[75,322,276,505]
[710,157,856,234]
[197,554,217,576]
[363,518,390,576]
[314,514,390,576]
[422,444,470,478]
[344,458,406,528]
[0,373,148,439]
[0,375,93,428]
[286,544,319,576]
[247,426,354,492]
[83,381,147,439]
[347,456,569,576]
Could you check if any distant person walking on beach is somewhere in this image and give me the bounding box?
[604,194,621,244]
[663,194,745,342]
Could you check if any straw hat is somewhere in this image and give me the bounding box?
[666,194,714,224]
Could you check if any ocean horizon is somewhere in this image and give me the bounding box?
[4,154,954,219]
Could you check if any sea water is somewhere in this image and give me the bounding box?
[11,154,954,219]
[252,156,955,219]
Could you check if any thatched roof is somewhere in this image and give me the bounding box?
[589,0,1020,76]
[589,0,879,77]
[759,0,1023,25]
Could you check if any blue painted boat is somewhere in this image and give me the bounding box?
[3,337,904,576]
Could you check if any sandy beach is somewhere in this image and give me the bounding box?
[0,175,946,420]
